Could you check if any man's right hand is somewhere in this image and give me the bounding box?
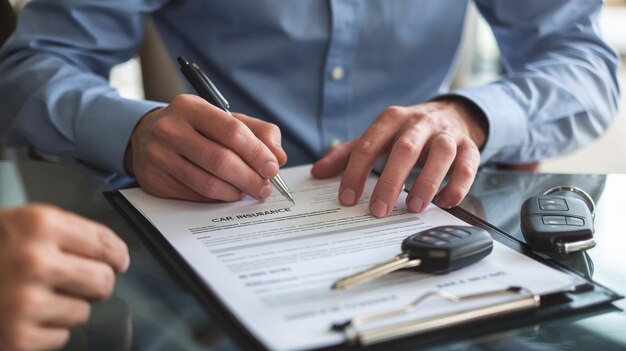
[124,94,287,202]
[0,205,130,351]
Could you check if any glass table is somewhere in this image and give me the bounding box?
[1,159,624,351]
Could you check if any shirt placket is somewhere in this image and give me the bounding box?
[319,0,360,152]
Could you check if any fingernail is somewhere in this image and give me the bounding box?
[408,196,424,212]
[260,184,273,199]
[436,198,452,209]
[371,199,389,218]
[260,162,279,179]
[339,188,356,205]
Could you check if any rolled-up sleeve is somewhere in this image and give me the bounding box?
[452,0,620,164]
[0,0,167,183]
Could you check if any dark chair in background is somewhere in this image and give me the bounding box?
[0,0,17,159]
[0,0,16,46]
[139,19,185,103]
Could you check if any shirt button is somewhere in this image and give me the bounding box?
[330,66,345,81]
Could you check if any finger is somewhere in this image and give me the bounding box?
[169,151,254,201]
[434,140,479,209]
[406,133,458,212]
[311,141,353,179]
[50,252,116,301]
[235,113,288,166]
[7,323,69,351]
[32,209,130,274]
[369,126,429,217]
[339,108,405,206]
[185,100,281,179]
[138,163,221,202]
[38,293,91,327]
[11,286,91,327]
[173,127,272,200]
[151,145,246,201]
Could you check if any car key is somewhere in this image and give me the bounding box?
[331,225,493,290]
[520,196,595,254]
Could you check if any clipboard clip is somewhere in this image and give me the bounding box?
[331,286,540,346]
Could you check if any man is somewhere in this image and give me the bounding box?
[0,1,619,218]
[0,204,129,351]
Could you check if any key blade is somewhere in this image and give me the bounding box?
[332,255,421,290]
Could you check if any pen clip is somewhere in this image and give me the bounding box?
[191,63,230,110]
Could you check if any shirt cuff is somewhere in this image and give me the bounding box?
[446,82,527,164]
[76,94,165,175]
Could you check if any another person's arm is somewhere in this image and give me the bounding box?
[0,205,129,351]
[313,0,619,217]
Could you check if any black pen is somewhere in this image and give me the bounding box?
[177,56,295,205]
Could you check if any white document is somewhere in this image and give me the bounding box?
[121,165,576,351]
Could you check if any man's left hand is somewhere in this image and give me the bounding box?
[311,99,487,218]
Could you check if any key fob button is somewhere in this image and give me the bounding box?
[412,235,439,245]
[539,198,567,207]
[433,232,461,241]
[541,204,568,211]
[566,216,584,226]
[441,227,471,237]
[542,215,567,225]
[539,198,568,211]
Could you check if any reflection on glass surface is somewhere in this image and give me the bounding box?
[462,169,626,351]
[464,170,607,280]
[0,161,27,207]
[1,161,625,350]
[463,170,607,241]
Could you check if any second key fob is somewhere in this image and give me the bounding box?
[520,196,595,254]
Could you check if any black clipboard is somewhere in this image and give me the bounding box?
[105,190,622,351]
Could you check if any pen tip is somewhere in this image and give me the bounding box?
[331,282,345,290]
[330,279,348,290]
[177,56,187,65]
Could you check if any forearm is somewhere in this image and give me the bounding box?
[0,0,167,184]
[456,0,620,164]
[0,53,164,181]
[455,48,619,164]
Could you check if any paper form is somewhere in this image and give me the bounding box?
[121,165,576,351]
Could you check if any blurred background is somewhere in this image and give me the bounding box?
[4,0,626,174]
[451,0,626,174]
[106,0,626,175]
[539,0,626,174]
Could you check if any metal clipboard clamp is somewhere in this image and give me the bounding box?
[332,286,540,346]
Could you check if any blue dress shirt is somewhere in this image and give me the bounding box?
[0,0,619,185]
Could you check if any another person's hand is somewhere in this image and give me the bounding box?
[0,205,130,351]
[124,94,287,202]
[311,99,487,218]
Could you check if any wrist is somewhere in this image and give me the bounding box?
[124,107,163,176]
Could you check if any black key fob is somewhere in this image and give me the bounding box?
[520,196,595,254]
[401,226,493,274]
